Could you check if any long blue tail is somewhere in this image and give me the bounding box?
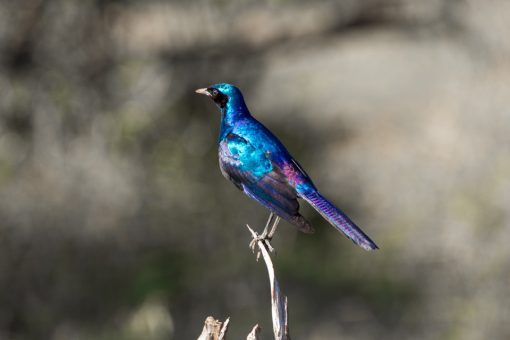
[301,190,378,251]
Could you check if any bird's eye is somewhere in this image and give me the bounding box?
[211,89,219,97]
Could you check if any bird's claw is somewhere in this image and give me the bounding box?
[249,230,275,257]
[247,213,280,260]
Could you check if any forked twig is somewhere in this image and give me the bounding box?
[197,219,290,340]
[246,224,290,340]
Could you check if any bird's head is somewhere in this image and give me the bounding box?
[195,83,245,110]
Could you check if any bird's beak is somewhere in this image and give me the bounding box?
[195,88,211,96]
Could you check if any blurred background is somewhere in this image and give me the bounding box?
[1,0,510,339]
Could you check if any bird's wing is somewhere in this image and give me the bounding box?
[219,132,301,220]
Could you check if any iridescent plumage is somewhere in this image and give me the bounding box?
[196,83,378,251]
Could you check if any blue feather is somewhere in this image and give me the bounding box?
[197,83,378,250]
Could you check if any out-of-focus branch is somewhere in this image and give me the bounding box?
[246,224,290,340]
[247,324,261,340]
[197,316,229,340]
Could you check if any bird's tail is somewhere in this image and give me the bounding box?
[300,190,378,251]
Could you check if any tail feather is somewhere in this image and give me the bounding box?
[301,190,378,251]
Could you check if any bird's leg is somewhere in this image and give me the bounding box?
[249,213,275,252]
[249,213,280,253]
[261,212,276,238]
[267,215,280,240]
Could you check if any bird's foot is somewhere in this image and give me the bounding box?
[247,214,280,260]
[249,229,275,254]
[246,224,276,261]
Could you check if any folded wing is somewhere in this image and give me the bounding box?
[219,133,314,233]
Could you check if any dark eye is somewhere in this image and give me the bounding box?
[211,89,219,97]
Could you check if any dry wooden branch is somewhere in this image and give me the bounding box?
[197,220,291,339]
[246,224,290,340]
[247,324,261,340]
[218,317,230,339]
[197,316,230,340]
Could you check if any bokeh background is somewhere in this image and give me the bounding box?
[1,0,510,339]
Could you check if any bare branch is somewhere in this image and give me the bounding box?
[219,317,230,340]
[247,324,261,340]
[197,316,230,340]
[246,224,290,340]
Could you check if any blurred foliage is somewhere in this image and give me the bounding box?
[1,0,510,339]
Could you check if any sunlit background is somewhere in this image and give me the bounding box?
[1,0,510,339]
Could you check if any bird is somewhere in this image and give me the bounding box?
[196,83,378,251]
